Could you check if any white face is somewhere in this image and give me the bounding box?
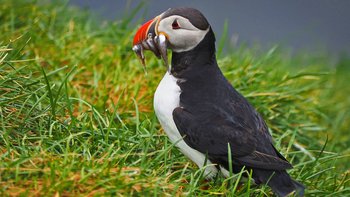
[157,15,209,53]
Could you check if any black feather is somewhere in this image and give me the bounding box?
[253,169,305,197]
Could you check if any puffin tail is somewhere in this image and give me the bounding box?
[254,169,305,197]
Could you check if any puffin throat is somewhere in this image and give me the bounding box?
[171,28,216,77]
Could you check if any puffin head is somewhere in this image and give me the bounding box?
[132,7,213,69]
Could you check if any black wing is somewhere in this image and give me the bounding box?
[172,103,292,171]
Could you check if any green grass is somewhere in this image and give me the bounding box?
[0,0,349,196]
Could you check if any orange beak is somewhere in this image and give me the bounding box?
[132,16,168,69]
[133,18,157,46]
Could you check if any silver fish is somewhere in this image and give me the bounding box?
[132,33,168,71]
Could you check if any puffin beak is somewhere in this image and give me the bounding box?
[132,16,168,70]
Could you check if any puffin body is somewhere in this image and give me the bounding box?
[154,72,219,176]
[132,7,305,196]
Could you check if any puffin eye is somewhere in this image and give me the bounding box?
[172,20,180,29]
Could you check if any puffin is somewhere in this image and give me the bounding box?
[132,7,305,197]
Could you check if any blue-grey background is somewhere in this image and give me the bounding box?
[69,0,350,56]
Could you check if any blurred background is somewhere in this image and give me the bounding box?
[70,0,350,58]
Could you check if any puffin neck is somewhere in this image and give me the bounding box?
[170,28,216,78]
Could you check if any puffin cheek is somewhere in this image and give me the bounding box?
[168,30,190,52]
[170,29,208,53]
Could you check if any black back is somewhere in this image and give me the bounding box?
[171,27,292,171]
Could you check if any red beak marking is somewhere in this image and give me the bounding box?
[133,19,155,46]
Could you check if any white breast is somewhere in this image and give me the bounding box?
[154,71,218,178]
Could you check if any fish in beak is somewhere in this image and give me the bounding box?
[132,16,169,70]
